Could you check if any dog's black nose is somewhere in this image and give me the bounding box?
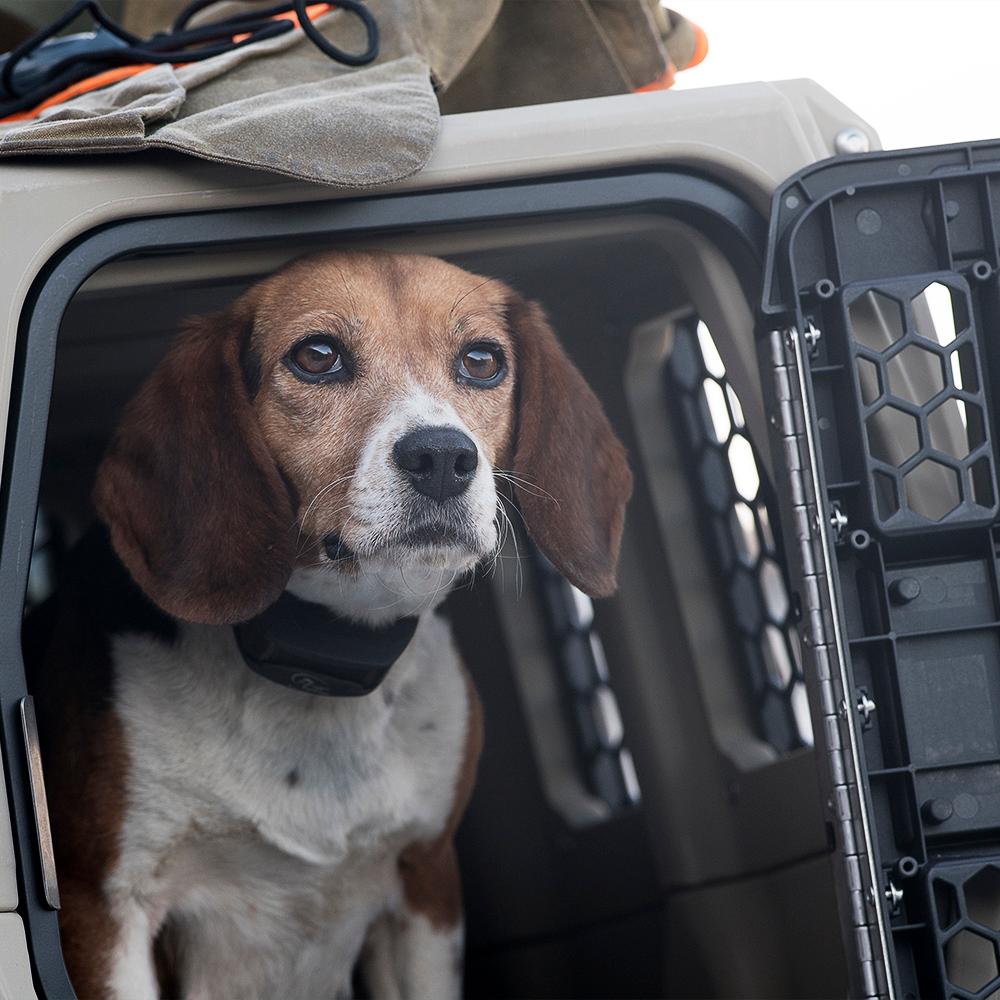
[393,426,479,502]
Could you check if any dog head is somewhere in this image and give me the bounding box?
[94,251,632,625]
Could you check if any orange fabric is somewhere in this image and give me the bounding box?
[2,63,156,122]
[635,63,676,93]
[633,19,708,92]
[1,2,332,125]
[688,22,709,69]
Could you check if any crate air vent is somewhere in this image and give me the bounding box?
[667,315,811,753]
[532,551,641,813]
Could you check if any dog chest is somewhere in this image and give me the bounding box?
[110,613,469,882]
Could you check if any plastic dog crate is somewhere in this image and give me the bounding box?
[762,142,1000,1000]
[0,80,939,999]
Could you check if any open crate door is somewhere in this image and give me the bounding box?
[761,142,1000,1000]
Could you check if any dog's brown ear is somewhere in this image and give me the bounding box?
[93,298,295,625]
[507,294,633,598]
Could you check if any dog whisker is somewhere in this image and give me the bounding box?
[493,469,560,506]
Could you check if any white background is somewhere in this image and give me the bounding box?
[674,0,1000,151]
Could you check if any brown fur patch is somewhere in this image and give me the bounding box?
[398,672,483,929]
[93,294,296,626]
[23,542,138,997]
[506,293,633,596]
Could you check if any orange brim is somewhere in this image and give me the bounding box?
[2,63,157,123]
[635,63,677,93]
[633,19,708,93]
[687,22,709,70]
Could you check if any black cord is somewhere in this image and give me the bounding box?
[1,0,379,103]
[173,0,378,65]
[1,0,142,98]
[294,0,379,67]
[172,0,298,32]
[2,23,293,100]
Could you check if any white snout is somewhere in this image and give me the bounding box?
[343,387,499,568]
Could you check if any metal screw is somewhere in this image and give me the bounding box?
[884,880,903,914]
[803,324,822,356]
[856,690,876,730]
[834,127,871,155]
[829,504,848,541]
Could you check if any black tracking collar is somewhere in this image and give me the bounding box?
[234,591,419,697]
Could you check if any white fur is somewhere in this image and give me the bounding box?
[364,912,463,1000]
[108,900,159,1000]
[327,385,499,624]
[105,609,470,1000]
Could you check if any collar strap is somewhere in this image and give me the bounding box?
[234,591,419,697]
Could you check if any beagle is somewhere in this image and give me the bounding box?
[25,251,632,999]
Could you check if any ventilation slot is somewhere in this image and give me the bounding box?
[666,316,811,752]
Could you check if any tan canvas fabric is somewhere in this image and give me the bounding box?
[0,1,458,185]
[0,1,685,186]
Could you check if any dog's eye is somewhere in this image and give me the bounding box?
[285,336,346,381]
[458,344,505,386]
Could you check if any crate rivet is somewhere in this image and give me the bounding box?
[921,798,954,825]
[889,577,921,605]
[815,278,836,300]
[849,528,871,552]
[834,127,870,155]
[896,856,919,880]
[944,199,961,221]
[973,260,993,282]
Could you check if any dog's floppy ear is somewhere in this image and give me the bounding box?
[507,293,633,598]
[93,297,295,625]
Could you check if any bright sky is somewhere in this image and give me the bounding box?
[673,0,1000,151]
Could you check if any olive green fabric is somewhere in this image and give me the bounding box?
[440,0,692,114]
